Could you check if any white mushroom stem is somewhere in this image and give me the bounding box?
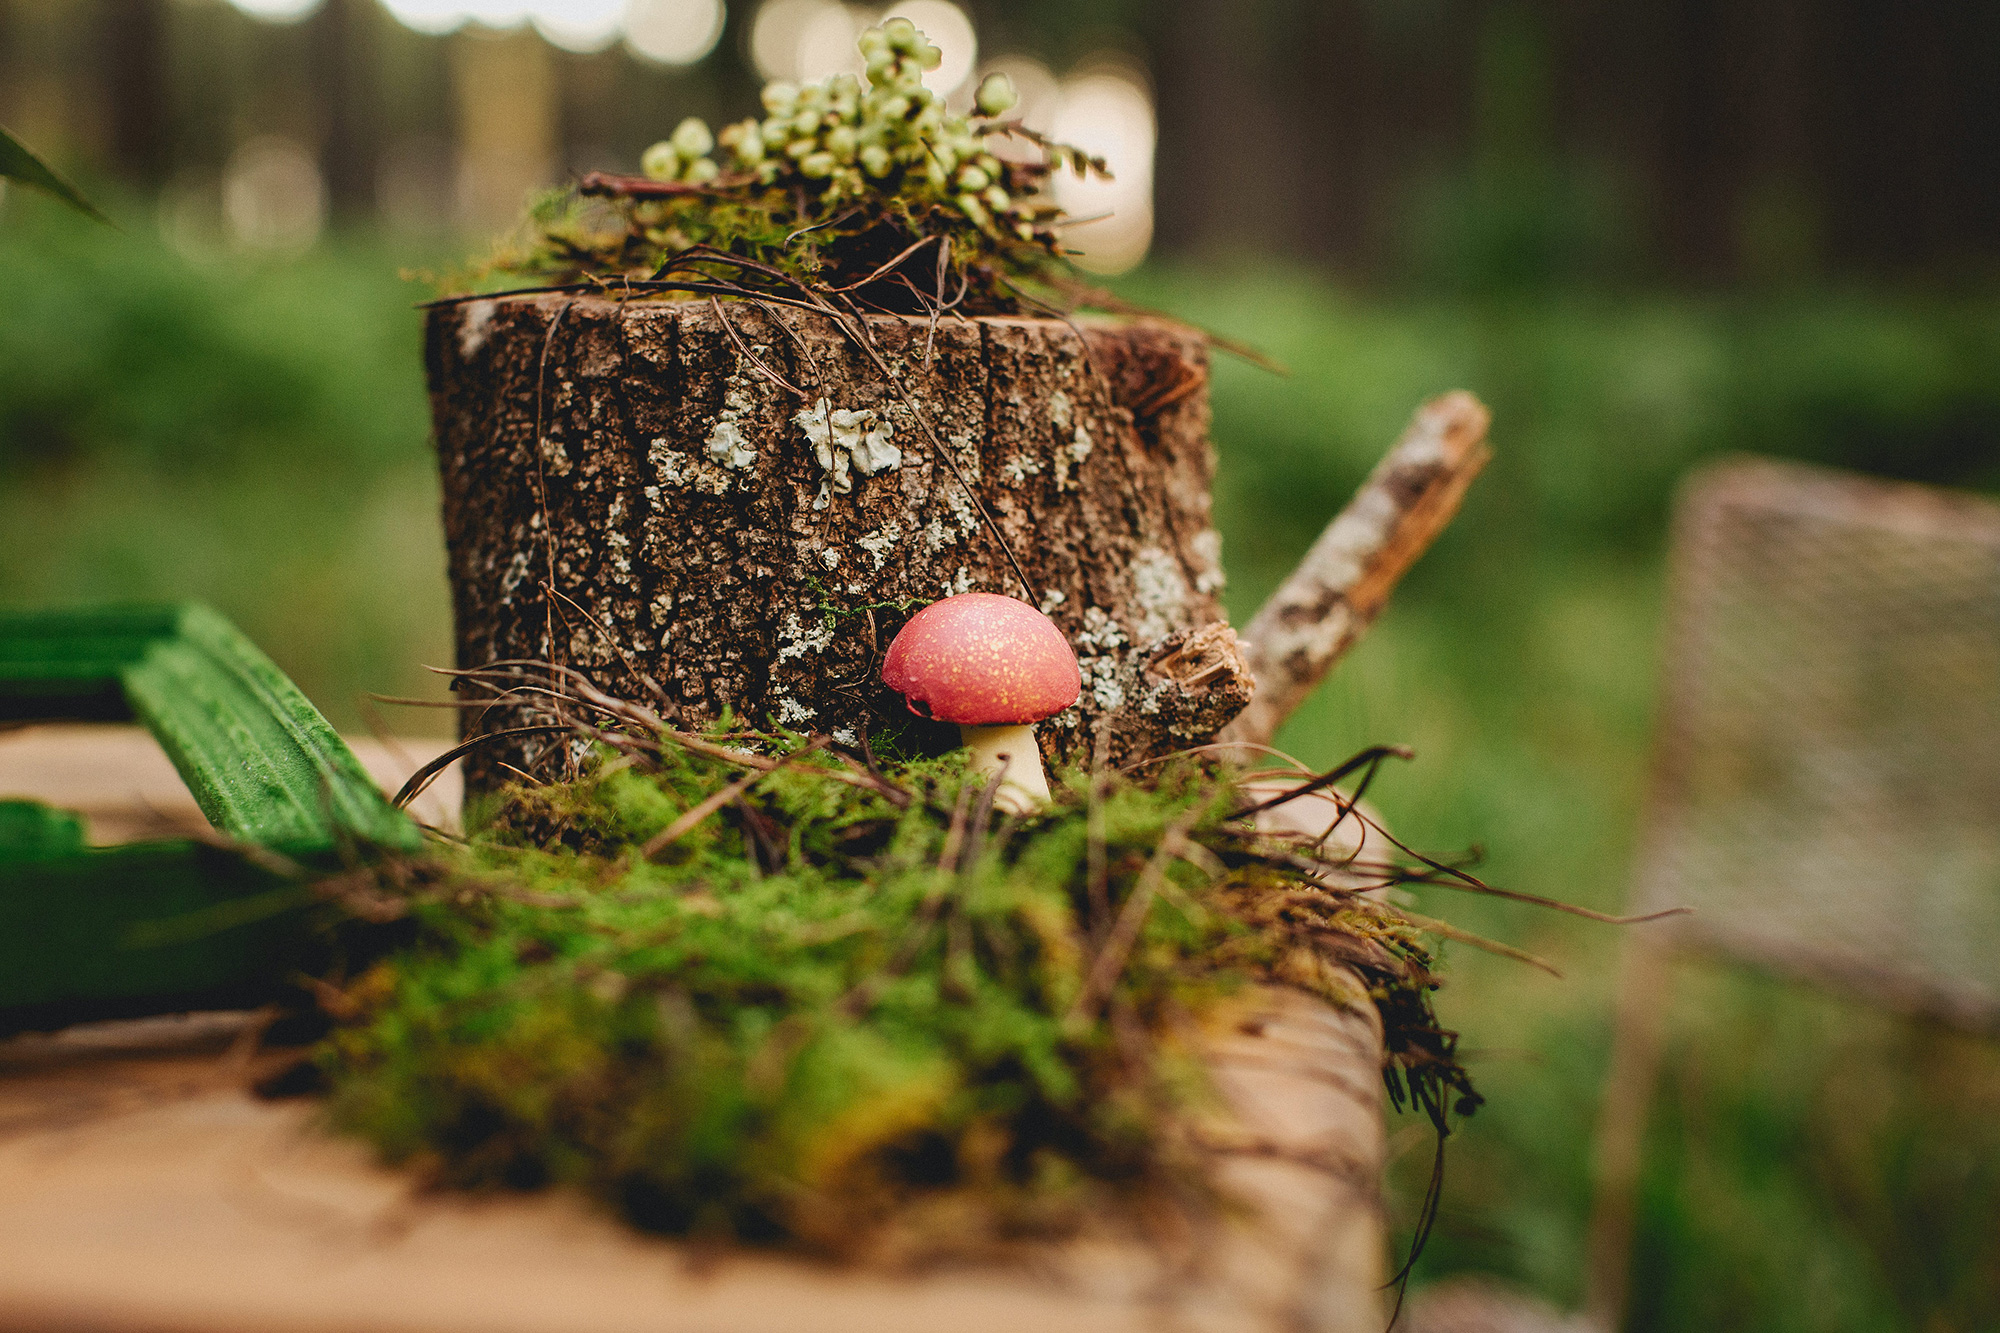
[959,723,1050,814]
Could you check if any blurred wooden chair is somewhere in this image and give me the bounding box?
[1581,457,2000,1330]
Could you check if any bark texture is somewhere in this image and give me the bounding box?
[425,295,1253,789]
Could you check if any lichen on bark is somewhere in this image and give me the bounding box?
[427,295,1251,790]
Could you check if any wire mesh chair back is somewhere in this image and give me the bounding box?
[1631,458,2000,1031]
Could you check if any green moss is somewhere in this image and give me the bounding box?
[317,736,1473,1257]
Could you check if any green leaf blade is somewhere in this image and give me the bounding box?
[0,125,113,227]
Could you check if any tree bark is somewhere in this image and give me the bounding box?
[425,295,1253,791]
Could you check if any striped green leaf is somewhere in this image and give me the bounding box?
[0,603,421,1030]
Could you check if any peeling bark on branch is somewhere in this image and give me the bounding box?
[425,296,1255,790]
[1221,392,1491,748]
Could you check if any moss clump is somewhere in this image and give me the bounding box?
[491,19,1110,316]
[315,735,1474,1258]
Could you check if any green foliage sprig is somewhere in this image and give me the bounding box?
[501,19,1110,315]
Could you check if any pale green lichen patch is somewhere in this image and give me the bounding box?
[605,498,634,583]
[1073,607,1132,711]
[1001,454,1043,484]
[856,521,902,570]
[1128,547,1190,645]
[777,611,836,662]
[705,372,762,471]
[458,299,497,359]
[1048,424,1093,493]
[1190,530,1226,596]
[922,489,979,552]
[650,436,738,496]
[1048,390,1072,433]
[706,420,755,470]
[797,398,903,509]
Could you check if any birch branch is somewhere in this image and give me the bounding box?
[1220,392,1491,748]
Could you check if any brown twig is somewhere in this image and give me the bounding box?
[1222,392,1492,748]
[1069,812,1200,1020]
[577,170,757,199]
[392,725,574,809]
[1390,907,1562,977]
[642,758,784,862]
[709,295,807,398]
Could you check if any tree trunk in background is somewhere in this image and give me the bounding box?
[311,0,376,219]
[448,29,556,233]
[1150,0,1301,262]
[426,296,1254,792]
[100,0,170,190]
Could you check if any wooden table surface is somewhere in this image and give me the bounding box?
[0,726,1389,1333]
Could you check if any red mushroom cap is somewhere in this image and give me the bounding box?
[881,593,1081,726]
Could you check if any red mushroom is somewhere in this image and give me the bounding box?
[881,593,1081,813]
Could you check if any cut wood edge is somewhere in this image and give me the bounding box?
[0,984,1386,1333]
[1221,392,1491,749]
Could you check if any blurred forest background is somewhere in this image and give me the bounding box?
[3,1,1998,1329]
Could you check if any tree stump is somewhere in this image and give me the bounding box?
[426,295,1253,789]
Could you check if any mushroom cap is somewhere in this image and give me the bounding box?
[881,593,1081,726]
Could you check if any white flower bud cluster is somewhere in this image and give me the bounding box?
[974,71,1019,117]
[641,116,722,185]
[636,20,1034,239]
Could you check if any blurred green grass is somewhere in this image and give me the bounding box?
[3,192,1997,1330]
[0,197,454,731]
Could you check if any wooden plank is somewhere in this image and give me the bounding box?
[0,993,1384,1333]
[0,725,462,842]
[0,729,1386,1333]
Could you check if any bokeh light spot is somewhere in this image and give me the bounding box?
[751,0,828,81]
[380,0,474,35]
[222,137,327,253]
[225,0,324,21]
[626,0,726,64]
[1050,64,1154,275]
[531,0,626,52]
